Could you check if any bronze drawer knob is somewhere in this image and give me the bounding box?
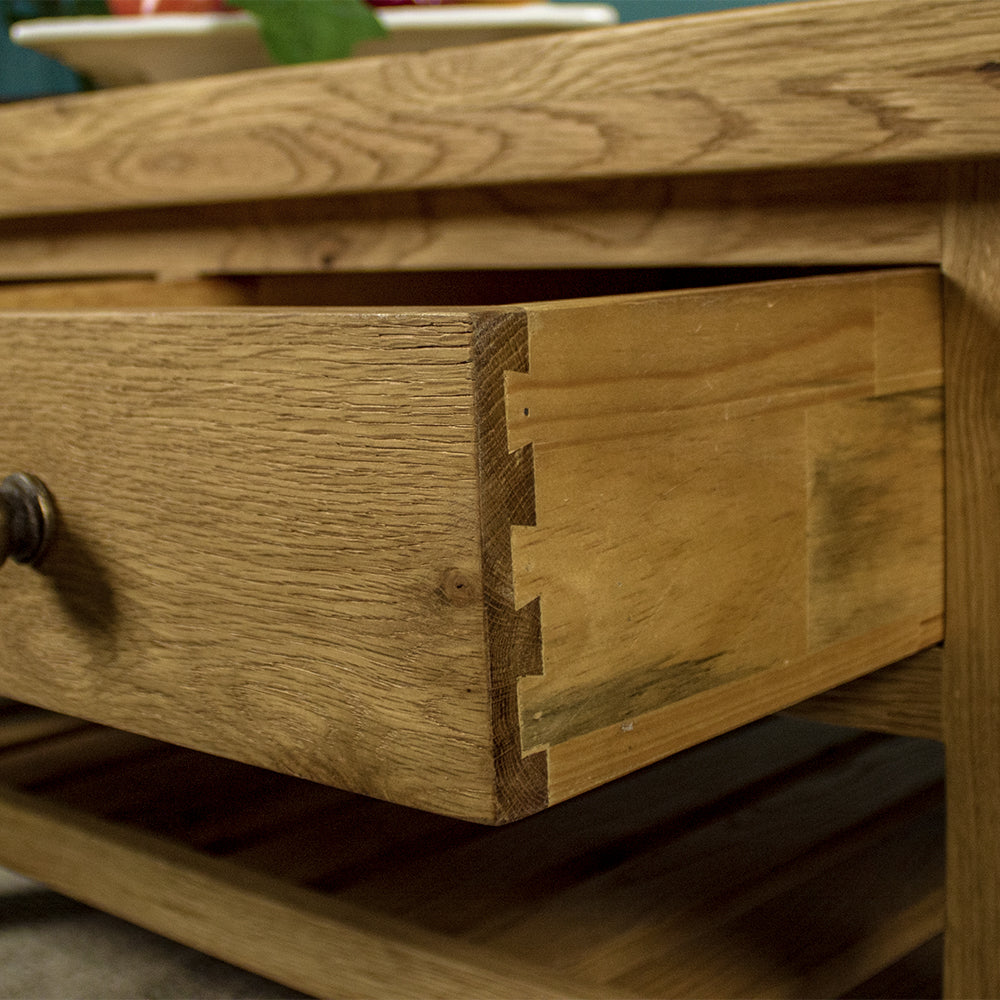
[0,473,56,568]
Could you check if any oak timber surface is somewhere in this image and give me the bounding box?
[0,270,946,821]
[0,705,945,999]
[507,270,944,801]
[0,276,255,309]
[0,306,496,820]
[788,647,943,742]
[941,161,1000,998]
[0,1,997,217]
[0,166,941,280]
[0,793,600,1000]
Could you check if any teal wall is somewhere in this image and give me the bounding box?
[0,33,83,101]
[0,1,98,101]
[1,0,789,102]
[587,0,784,21]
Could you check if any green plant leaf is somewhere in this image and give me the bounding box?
[232,0,386,64]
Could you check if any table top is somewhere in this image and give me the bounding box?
[0,0,997,221]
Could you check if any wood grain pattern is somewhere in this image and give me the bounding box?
[0,709,945,999]
[0,166,941,280]
[807,388,943,649]
[787,646,943,741]
[507,270,944,800]
[0,787,609,1000]
[0,307,496,820]
[941,160,1000,1000]
[0,1,996,217]
[546,617,944,806]
[328,719,943,998]
[0,276,254,309]
[471,310,548,822]
[0,270,948,822]
[479,741,943,998]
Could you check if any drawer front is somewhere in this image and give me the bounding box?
[0,269,945,822]
[0,307,497,821]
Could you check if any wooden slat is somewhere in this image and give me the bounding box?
[0,726,163,787]
[316,717,864,930]
[604,795,944,999]
[344,725,944,998]
[0,785,610,1000]
[0,714,356,849]
[787,647,943,741]
[0,276,255,309]
[505,269,943,802]
[469,736,943,996]
[0,713,945,999]
[0,703,90,750]
[0,1,996,217]
[941,161,1000,998]
[842,935,942,1000]
[0,166,941,280]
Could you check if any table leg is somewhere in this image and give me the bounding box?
[943,159,1000,999]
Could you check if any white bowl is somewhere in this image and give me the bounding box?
[10,3,619,87]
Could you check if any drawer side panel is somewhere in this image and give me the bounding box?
[507,270,943,803]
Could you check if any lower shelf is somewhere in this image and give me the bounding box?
[0,701,944,999]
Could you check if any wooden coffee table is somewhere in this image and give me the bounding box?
[0,1,996,994]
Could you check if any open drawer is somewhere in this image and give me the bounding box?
[0,269,943,823]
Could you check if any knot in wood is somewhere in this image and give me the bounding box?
[438,568,481,608]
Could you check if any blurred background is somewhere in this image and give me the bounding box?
[0,0,786,102]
